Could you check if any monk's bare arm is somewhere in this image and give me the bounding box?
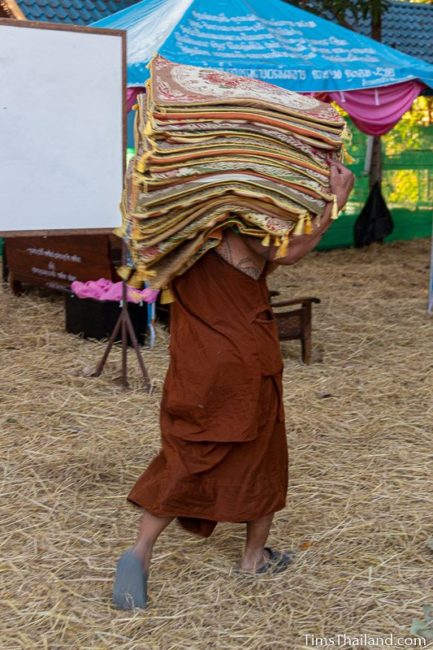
[246,161,355,267]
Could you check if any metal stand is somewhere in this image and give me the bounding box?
[93,243,151,391]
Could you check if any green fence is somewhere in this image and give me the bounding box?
[318,120,433,249]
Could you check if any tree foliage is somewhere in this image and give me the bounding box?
[286,0,390,30]
[287,0,433,31]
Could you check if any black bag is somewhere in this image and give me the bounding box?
[354,182,394,248]
[65,293,148,346]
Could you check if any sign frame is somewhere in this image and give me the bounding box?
[0,18,127,237]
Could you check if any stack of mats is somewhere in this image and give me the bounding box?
[119,56,347,293]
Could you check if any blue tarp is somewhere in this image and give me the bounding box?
[93,0,433,91]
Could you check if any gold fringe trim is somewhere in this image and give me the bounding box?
[341,121,352,143]
[136,152,151,173]
[127,274,143,289]
[116,266,132,281]
[343,145,355,164]
[126,267,157,289]
[261,233,271,247]
[304,214,313,235]
[293,214,306,236]
[160,286,175,304]
[274,233,290,259]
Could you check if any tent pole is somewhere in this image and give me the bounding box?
[370,4,383,191]
[364,135,374,175]
[369,135,382,189]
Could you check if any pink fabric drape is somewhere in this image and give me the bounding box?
[127,87,144,112]
[127,80,426,136]
[317,80,426,136]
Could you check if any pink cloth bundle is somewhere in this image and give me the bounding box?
[70,278,159,304]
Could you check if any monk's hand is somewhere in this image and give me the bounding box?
[329,160,355,211]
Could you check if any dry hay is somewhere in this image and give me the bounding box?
[0,238,432,650]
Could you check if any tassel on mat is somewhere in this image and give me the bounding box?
[136,156,146,174]
[127,268,157,288]
[116,265,132,282]
[293,214,306,236]
[136,150,153,173]
[304,214,313,235]
[160,286,175,304]
[275,233,289,259]
[343,145,355,164]
[127,273,144,289]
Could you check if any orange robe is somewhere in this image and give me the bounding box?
[127,250,288,537]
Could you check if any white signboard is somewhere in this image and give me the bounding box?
[0,20,125,235]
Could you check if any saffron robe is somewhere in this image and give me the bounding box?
[127,250,288,537]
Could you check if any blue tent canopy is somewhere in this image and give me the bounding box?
[93,0,433,91]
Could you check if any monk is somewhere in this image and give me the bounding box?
[112,160,354,609]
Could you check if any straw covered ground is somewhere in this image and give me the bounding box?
[1,238,432,650]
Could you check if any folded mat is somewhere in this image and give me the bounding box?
[149,55,344,129]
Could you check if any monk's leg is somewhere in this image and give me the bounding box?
[112,509,173,609]
[132,509,174,571]
[239,512,274,571]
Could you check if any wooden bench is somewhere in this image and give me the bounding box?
[270,291,321,365]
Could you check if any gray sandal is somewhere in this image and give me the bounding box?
[255,547,295,574]
[112,549,148,610]
[236,547,295,575]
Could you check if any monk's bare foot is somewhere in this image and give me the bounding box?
[238,548,268,572]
